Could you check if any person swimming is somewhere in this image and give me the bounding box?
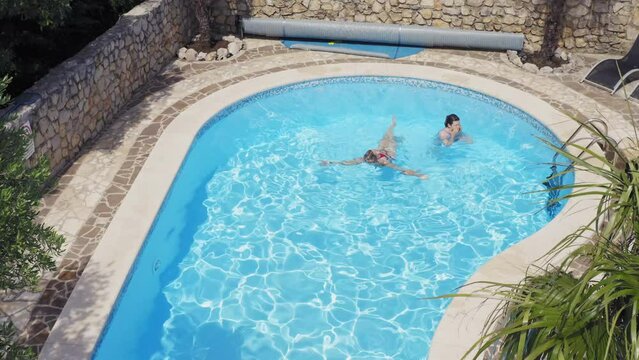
[438,113,472,146]
[320,116,428,180]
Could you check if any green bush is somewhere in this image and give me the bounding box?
[109,0,143,14]
[463,246,639,359]
[0,321,35,360]
[0,0,72,28]
[0,75,64,289]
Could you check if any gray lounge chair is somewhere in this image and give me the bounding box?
[629,82,639,102]
[581,35,639,94]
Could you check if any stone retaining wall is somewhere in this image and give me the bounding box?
[3,0,196,176]
[212,0,639,54]
[4,1,639,178]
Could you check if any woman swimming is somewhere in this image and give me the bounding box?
[320,116,428,180]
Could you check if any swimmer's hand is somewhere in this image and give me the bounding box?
[402,169,428,180]
[320,160,331,166]
[403,170,428,180]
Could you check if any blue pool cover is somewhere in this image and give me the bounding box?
[282,38,424,59]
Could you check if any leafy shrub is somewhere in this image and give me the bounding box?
[466,246,639,359]
[0,0,72,28]
[0,0,145,97]
[109,0,144,14]
[0,75,64,289]
[0,321,35,360]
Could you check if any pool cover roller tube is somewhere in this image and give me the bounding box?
[241,17,524,51]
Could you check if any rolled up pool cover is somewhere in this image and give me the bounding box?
[241,17,524,51]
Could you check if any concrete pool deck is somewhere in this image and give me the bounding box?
[4,38,638,358]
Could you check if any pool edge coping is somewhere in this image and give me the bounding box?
[40,62,604,359]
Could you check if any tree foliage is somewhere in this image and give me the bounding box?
[0,0,71,28]
[0,75,64,289]
[0,0,144,97]
[0,321,35,360]
[459,247,639,359]
[109,0,143,14]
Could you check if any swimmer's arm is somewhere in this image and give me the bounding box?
[320,158,364,166]
[385,163,428,180]
[459,133,473,144]
[439,131,454,146]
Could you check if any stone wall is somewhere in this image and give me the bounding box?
[211,0,639,54]
[2,0,196,176]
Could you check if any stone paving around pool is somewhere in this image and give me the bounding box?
[2,37,639,353]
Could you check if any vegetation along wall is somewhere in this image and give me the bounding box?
[2,0,196,176]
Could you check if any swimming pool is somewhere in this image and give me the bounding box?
[93,77,572,359]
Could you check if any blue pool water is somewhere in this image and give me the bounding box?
[94,77,572,359]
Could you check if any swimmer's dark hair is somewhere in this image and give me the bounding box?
[445,113,460,127]
[363,150,377,163]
